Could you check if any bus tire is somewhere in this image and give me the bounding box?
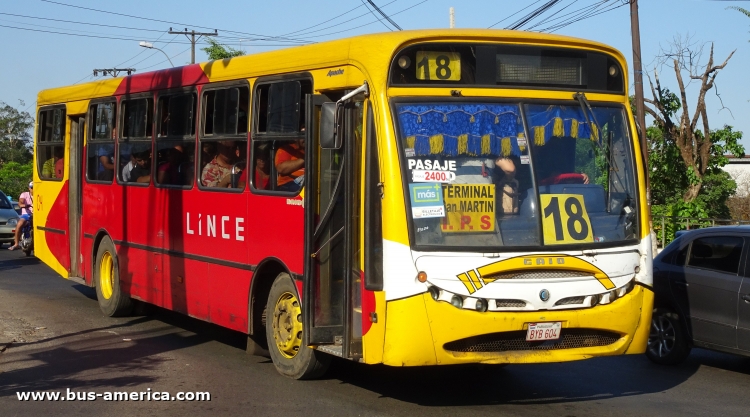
[94,237,133,317]
[265,272,330,379]
[646,308,691,365]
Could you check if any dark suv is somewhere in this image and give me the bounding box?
[648,226,750,364]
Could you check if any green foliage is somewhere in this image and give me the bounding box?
[201,38,246,61]
[0,101,34,165]
[0,161,33,199]
[649,124,744,245]
[728,6,750,19]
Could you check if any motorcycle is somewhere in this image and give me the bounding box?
[19,215,33,257]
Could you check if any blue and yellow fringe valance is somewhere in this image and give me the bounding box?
[397,103,598,157]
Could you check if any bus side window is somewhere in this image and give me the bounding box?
[252,78,311,194]
[155,91,197,188]
[86,101,115,183]
[118,97,153,185]
[199,84,249,190]
[37,106,66,181]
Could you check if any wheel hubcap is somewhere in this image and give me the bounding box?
[99,251,114,300]
[272,291,303,359]
[648,315,676,358]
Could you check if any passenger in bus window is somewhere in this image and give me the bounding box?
[200,142,216,174]
[42,147,64,179]
[97,144,115,181]
[122,154,136,182]
[494,156,520,215]
[157,147,182,185]
[254,145,271,190]
[201,140,237,188]
[55,148,64,178]
[128,151,151,183]
[239,144,269,190]
[275,139,305,192]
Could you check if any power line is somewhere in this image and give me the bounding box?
[277,0,400,38]
[278,3,369,37]
[0,13,303,45]
[361,0,394,31]
[39,0,309,44]
[507,0,562,30]
[539,0,625,32]
[524,0,583,30]
[0,11,165,33]
[139,47,192,71]
[0,23,300,47]
[301,0,427,39]
[530,0,613,31]
[366,0,403,30]
[112,32,171,68]
[488,0,543,28]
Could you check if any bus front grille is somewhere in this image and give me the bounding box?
[485,270,593,280]
[444,329,620,353]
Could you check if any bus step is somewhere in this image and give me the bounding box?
[316,344,344,357]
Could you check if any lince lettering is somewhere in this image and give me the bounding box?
[186,212,245,241]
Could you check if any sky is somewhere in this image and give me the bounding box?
[1,0,749,147]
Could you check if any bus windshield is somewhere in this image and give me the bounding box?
[395,101,638,249]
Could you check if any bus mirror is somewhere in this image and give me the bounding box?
[320,102,341,149]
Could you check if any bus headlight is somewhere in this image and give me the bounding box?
[475,298,488,312]
[428,286,440,301]
[451,295,463,309]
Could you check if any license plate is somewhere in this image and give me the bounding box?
[526,322,562,341]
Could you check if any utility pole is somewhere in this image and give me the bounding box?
[450,7,455,28]
[93,68,135,77]
[169,27,218,64]
[630,0,648,180]
[630,0,655,250]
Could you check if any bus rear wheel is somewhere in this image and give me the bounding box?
[265,273,330,379]
[94,237,133,317]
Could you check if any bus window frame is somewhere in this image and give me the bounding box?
[251,74,314,197]
[36,104,67,183]
[117,93,154,187]
[197,80,251,193]
[389,96,641,253]
[154,87,199,190]
[84,98,117,185]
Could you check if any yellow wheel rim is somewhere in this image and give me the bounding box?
[99,251,114,300]
[272,291,303,359]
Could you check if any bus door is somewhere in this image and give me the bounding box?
[304,93,364,358]
[69,116,85,278]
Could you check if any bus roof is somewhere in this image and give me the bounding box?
[37,29,626,107]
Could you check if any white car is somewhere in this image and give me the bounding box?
[0,190,20,247]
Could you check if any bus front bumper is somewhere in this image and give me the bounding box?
[381,284,653,366]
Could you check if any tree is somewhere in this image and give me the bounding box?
[201,39,245,61]
[643,38,735,203]
[0,161,33,200]
[0,101,34,165]
[728,6,750,19]
[649,123,743,219]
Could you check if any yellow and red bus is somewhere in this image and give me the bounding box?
[32,29,653,379]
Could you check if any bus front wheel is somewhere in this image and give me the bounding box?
[94,237,133,317]
[265,272,330,379]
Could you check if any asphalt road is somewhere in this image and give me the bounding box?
[1,248,750,417]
